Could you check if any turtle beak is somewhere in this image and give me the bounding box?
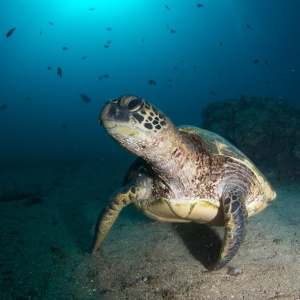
[99,101,111,126]
[99,101,119,131]
[99,98,130,129]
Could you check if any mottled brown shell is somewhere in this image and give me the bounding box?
[178,125,274,199]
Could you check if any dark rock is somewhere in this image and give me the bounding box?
[201,96,300,180]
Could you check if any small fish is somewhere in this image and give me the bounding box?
[89,7,95,11]
[165,5,170,10]
[0,104,8,110]
[104,44,109,48]
[6,27,16,38]
[197,4,204,8]
[246,24,252,30]
[219,42,223,46]
[170,29,176,33]
[265,61,270,66]
[142,38,145,42]
[103,74,110,78]
[167,78,173,82]
[25,96,31,100]
[40,29,43,35]
[62,124,67,129]
[106,27,113,31]
[148,80,157,86]
[253,59,259,64]
[82,56,87,60]
[173,66,178,70]
[107,40,111,44]
[47,66,52,70]
[99,75,103,80]
[79,93,91,103]
[62,46,68,51]
[57,67,62,77]
[48,21,54,26]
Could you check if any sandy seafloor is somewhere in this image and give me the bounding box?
[0,158,299,300]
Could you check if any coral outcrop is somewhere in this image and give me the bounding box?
[201,96,300,179]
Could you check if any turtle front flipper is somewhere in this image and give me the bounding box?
[210,184,248,270]
[91,182,147,254]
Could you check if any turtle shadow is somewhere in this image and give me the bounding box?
[173,223,222,270]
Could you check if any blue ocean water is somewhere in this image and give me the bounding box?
[1,0,299,166]
[1,1,300,299]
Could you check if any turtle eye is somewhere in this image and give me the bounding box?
[127,98,143,111]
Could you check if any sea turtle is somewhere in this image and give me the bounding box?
[92,94,276,270]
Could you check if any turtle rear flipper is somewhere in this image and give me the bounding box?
[210,184,248,270]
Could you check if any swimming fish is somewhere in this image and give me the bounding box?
[246,24,252,30]
[62,46,68,51]
[47,66,52,70]
[6,27,15,38]
[40,29,43,35]
[79,93,91,103]
[82,56,87,60]
[104,40,111,48]
[106,27,113,31]
[148,80,157,85]
[197,4,204,8]
[48,21,54,26]
[57,67,62,77]
[170,29,176,33]
[165,5,170,10]
[99,74,110,79]
[0,104,7,110]
[253,59,259,64]
[89,7,95,11]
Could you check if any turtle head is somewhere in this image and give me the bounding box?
[99,95,172,156]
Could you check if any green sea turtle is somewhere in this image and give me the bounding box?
[92,94,276,270]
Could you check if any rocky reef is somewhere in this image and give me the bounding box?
[201,96,300,180]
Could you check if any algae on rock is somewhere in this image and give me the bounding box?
[201,96,300,179]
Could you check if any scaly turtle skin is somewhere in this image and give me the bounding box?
[92,95,276,270]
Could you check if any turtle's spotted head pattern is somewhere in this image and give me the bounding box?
[99,95,173,156]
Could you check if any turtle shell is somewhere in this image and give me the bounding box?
[179,125,249,160]
[178,125,275,201]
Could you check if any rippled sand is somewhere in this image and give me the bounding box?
[0,161,299,299]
